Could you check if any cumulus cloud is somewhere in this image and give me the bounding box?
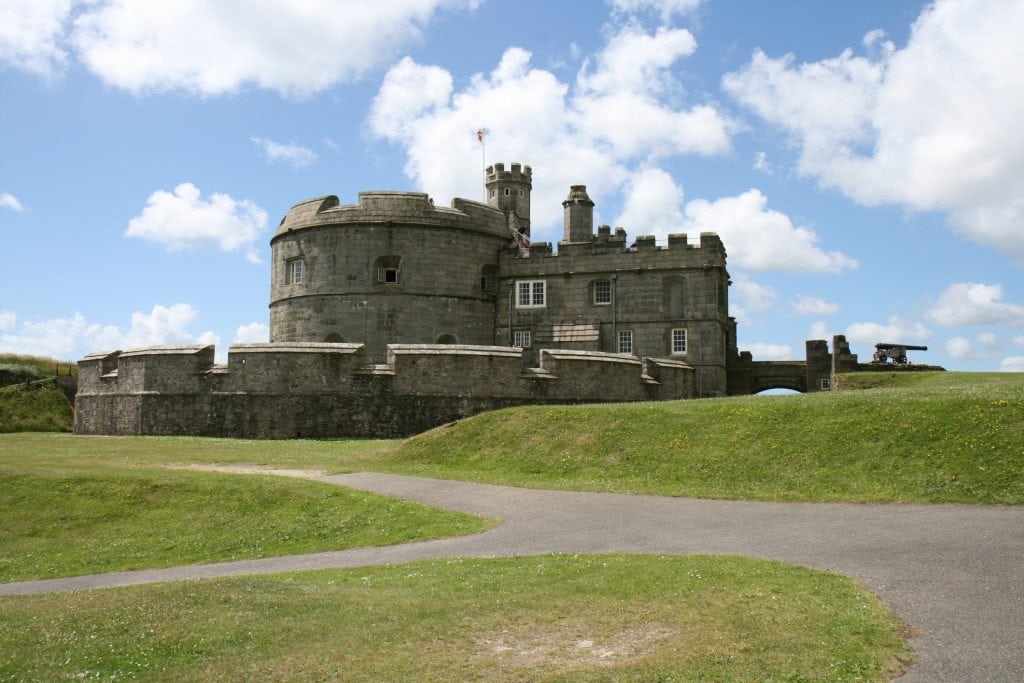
[808,320,830,340]
[946,336,972,360]
[616,168,685,237]
[845,315,931,346]
[0,0,72,78]
[743,342,792,360]
[681,189,858,273]
[791,295,839,316]
[63,0,478,97]
[723,0,1024,262]
[0,304,216,359]
[251,137,317,168]
[1000,356,1024,372]
[926,282,1024,327]
[607,0,702,21]
[0,192,27,212]
[0,310,16,331]
[125,183,268,263]
[233,322,269,344]
[369,24,733,240]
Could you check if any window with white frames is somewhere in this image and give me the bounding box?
[504,187,511,196]
[516,280,546,308]
[820,378,831,390]
[489,188,496,198]
[618,330,633,354]
[287,258,304,284]
[593,279,611,305]
[671,328,687,355]
[513,329,531,348]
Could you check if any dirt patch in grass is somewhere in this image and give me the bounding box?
[165,464,326,479]
[474,622,678,671]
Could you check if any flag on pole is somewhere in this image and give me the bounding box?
[476,128,485,144]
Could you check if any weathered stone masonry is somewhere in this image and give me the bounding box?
[74,343,693,438]
[75,161,850,440]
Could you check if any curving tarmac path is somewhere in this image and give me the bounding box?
[3,472,1023,681]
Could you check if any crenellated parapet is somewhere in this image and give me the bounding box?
[273,191,508,240]
[74,343,694,438]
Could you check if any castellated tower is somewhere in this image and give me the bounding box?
[485,162,532,235]
[562,185,594,242]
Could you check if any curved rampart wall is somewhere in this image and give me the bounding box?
[74,343,694,439]
[270,193,511,361]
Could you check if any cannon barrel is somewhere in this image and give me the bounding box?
[875,343,928,351]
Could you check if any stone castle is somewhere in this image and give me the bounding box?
[74,163,844,439]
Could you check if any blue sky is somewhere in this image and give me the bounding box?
[1,0,1022,372]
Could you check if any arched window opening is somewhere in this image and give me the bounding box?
[436,334,458,344]
[323,333,346,343]
[375,255,401,284]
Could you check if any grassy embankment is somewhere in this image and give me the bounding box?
[0,353,77,433]
[388,371,1024,503]
[0,554,910,681]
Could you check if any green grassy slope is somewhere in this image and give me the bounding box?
[385,372,1024,503]
[0,354,77,433]
[0,555,910,681]
[0,383,73,433]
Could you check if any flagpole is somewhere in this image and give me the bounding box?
[477,128,486,202]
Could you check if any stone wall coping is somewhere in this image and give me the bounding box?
[118,345,212,358]
[81,350,119,361]
[540,349,644,366]
[387,344,523,359]
[646,357,693,370]
[230,342,364,354]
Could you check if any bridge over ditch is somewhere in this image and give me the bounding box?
[747,361,810,393]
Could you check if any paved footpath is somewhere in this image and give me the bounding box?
[3,473,1023,681]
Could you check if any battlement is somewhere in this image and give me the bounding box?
[485,162,532,183]
[510,230,726,262]
[75,342,694,438]
[273,191,508,240]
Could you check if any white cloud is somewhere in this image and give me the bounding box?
[368,24,733,241]
[0,310,15,332]
[743,342,792,360]
[733,276,776,312]
[845,315,931,346]
[233,322,269,344]
[791,295,839,316]
[0,0,72,78]
[681,189,858,273]
[753,151,773,175]
[0,192,27,212]
[607,0,702,21]
[1000,356,1024,372]
[926,282,1024,327]
[808,320,830,340]
[67,0,478,97]
[1013,336,1024,347]
[616,168,684,238]
[946,336,972,360]
[125,183,268,263]
[251,137,317,168]
[724,0,1024,263]
[0,304,216,359]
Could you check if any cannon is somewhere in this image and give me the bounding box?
[873,342,928,365]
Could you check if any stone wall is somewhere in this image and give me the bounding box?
[269,192,510,361]
[498,231,731,396]
[74,343,695,439]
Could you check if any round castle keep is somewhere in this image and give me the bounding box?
[270,191,511,361]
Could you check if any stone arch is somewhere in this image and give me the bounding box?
[480,264,498,294]
[663,276,686,318]
[436,334,458,344]
[323,333,346,343]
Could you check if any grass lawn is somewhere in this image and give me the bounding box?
[387,372,1024,503]
[0,554,911,681]
[0,456,490,583]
